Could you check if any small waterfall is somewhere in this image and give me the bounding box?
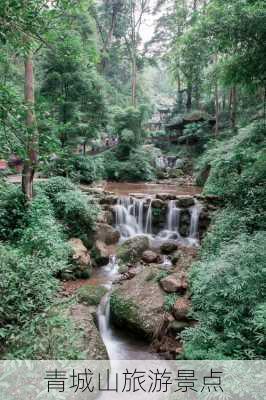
[115,196,152,239]
[189,203,202,239]
[145,200,152,234]
[167,200,181,232]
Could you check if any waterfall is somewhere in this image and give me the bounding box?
[189,203,202,239]
[145,200,152,234]
[114,196,152,239]
[167,200,181,232]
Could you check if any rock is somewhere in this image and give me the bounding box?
[160,272,188,293]
[171,251,182,264]
[99,195,117,205]
[94,223,120,245]
[175,159,185,169]
[70,304,108,359]
[156,194,176,201]
[77,285,108,306]
[142,250,159,264]
[151,199,166,209]
[167,320,191,334]
[110,266,165,339]
[117,235,150,263]
[68,238,91,266]
[96,211,114,225]
[173,297,191,320]
[93,240,110,266]
[176,195,195,208]
[160,241,178,254]
[179,209,191,237]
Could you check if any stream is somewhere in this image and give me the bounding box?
[78,180,203,360]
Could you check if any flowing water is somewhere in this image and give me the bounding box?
[96,257,159,360]
[114,195,202,246]
[95,190,202,361]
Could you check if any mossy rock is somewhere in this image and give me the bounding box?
[117,235,150,263]
[110,292,143,335]
[77,285,108,306]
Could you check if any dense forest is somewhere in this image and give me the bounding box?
[0,0,265,363]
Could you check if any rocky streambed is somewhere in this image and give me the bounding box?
[59,184,221,360]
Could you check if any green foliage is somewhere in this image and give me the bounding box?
[54,189,99,239]
[164,293,179,312]
[38,176,76,199]
[0,182,27,242]
[6,301,84,360]
[68,156,105,184]
[20,193,70,263]
[0,244,59,342]
[77,285,108,306]
[183,232,266,360]
[119,148,156,181]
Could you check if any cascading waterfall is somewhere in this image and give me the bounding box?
[189,203,202,239]
[167,200,181,232]
[114,196,152,240]
[114,195,202,245]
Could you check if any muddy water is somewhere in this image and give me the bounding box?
[104,181,201,197]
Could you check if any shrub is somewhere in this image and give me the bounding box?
[6,302,84,360]
[183,232,266,360]
[54,190,99,239]
[0,182,27,242]
[119,148,156,181]
[68,155,105,184]
[38,176,76,200]
[20,193,70,263]
[164,293,180,312]
[0,244,59,343]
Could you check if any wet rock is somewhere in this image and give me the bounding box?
[171,251,182,264]
[176,195,195,208]
[160,272,188,293]
[167,320,191,334]
[117,235,150,263]
[96,211,114,225]
[156,194,177,201]
[68,238,91,266]
[151,199,166,209]
[179,209,191,237]
[110,267,165,339]
[142,250,159,264]
[99,195,117,205]
[160,241,178,254]
[93,240,110,266]
[70,304,109,360]
[94,223,120,245]
[173,297,191,320]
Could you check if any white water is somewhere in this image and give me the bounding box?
[114,196,202,246]
[114,196,152,240]
[96,257,158,360]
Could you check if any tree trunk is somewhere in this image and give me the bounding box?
[186,82,192,111]
[131,54,137,107]
[230,86,237,133]
[214,80,219,135]
[22,52,38,201]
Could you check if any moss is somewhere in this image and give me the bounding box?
[110,292,143,334]
[77,285,108,306]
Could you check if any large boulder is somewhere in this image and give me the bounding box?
[176,195,195,208]
[160,272,188,293]
[160,241,178,254]
[117,235,150,263]
[94,223,120,245]
[93,240,110,266]
[142,250,160,264]
[68,238,91,266]
[173,297,191,320]
[70,304,108,360]
[110,266,165,339]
